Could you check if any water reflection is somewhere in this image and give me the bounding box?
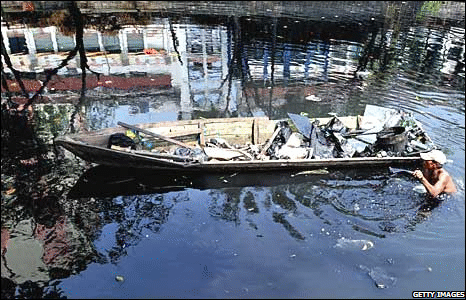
[67,166,435,242]
[18,163,450,297]
[3,4,463,123]
[1,194,95,297]
[91,193,173,264]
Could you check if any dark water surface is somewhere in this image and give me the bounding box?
[1,2,464,299]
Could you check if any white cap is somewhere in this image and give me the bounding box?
[420,150,447,165]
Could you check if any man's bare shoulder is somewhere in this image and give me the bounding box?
[439,169,457,193]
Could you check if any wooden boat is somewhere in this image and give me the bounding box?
[54,109,429,173]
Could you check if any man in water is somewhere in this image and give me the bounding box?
[413,149,457,198]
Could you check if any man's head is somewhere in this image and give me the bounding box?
[420,150,446,168]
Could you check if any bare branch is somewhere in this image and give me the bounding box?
[1,17,83,109]
[24,47,80,107]
[67,1,102,96]
[168,18,183,65]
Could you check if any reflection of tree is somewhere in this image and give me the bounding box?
[272,212,305,240]
[2,3,88,133]
[354,22,379,74]
[1,193,96,298]
[168,18,183,66]
[206,186,306,240]
[196,171,439,241]
[0,2,123,133]
[33,195,96,275]
[218,16,256,117]
[84,194,173,264]
[1,277,66,299]
[1,95,91,296]
[208,190,241,225]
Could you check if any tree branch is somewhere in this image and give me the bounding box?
[168,18,183,65]
[1,21,83,109]
[25,47,80,108]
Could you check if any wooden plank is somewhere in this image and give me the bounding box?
[253,118,259,145]
[145,127,201,137]
[135,116,270,129]
[198,121,205,147]
[256,119,277,144]
[204,147,245,160]
[130,150,198,162]
[203,122,254,136]
[70,117,275,146]
[202,121,256,145]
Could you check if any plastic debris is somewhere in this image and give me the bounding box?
[413,184,427,193]
[291,169,329,177]
[334,237,374,251]
[359,265,397,289]
[305,94,321,101]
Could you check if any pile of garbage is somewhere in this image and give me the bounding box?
[266,105,434,160]
[196,105,435,161]
[108,105,434,162]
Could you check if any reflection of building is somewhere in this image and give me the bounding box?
[440,26,465,76]
[0,20,366,119]
[4,13,462,119]
[0,18,385,119]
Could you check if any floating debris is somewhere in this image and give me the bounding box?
[115,275,124,282]
[291,169,329,177]
[413,184,426,193]
[379,221,398,233]
[359,265,397,289]
[334,237,374,251]
[305,95,321,102]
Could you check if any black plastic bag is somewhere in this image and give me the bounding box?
[267,121,292,159]
[107,133,138,149]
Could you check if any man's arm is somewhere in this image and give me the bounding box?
[413,170,448,198]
